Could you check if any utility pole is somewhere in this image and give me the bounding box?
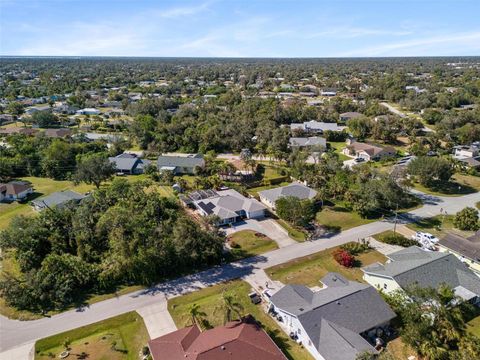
[393,203,399,234]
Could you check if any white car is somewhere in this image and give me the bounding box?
[412,231,439,244]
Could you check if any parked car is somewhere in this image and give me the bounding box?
[412,231,439,244]
[354,157,365,163]
[248,291,261,304]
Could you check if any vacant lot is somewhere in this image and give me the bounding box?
[316,204,374,231]
[227,230,278,260]
[275,218,307,242]
[35,311,149,360]
[168,280,313,360]
[412,173,480,197]
[266,245,386,287]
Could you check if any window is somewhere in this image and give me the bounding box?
[383,284,387,290]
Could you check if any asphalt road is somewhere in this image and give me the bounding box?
[1,189,480,356]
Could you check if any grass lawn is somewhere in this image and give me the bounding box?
[467,315,480,338]
[328,141,350,161]
[315,205,374,231]
[275,218,307,242]
[227,230,278,260]
[407,215,474,239]
[35,311,149,360]
[266,245,386,287]
[385,337,419,360]
[167,280,313,360]
[412,173,480,197]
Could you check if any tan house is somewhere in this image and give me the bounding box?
[343,140,396,161]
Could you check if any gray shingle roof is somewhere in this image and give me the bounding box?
[362,246,480,298]
[439,232,480,262]
[157,154,205,169]
[290,121,345,132]
[32,190,86,209]
[270,273,395,360]
[258,183,317,204]
[289,137,326,147]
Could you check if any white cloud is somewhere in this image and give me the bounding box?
[340,31,480,56]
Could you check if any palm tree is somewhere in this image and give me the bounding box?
[218,290,244,325]
[188,303,207,330]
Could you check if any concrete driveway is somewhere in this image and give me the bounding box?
[225,218,297,248]
[137,301,177,339]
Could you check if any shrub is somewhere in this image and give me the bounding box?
[333,249,355,268]
[229,241,240,249]
[454,207,480,231]
[376,232,417,247]
[341,240,370,255]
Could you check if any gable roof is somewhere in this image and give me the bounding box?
[0,181,32,196]
[290,121,345,132]
[157,154,205,169]
[362,246,480,299]
[148,317,287,360]
[439,232,480,263]
[348,142,395,157]
[270,273,395,360]
[258,183,317,204]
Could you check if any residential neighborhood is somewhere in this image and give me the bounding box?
[1,3,480,359]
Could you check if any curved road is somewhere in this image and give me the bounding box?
[1,189,479,357]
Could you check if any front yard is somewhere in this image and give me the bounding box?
[35,311,149,360]
[167,279,313,360]
[266,244,387,287]
[227,230,278,260]
[407,215,475,239]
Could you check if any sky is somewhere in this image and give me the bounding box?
[1,0,479,57]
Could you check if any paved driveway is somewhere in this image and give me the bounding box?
[225,218,296,248]
[137,301,177,339]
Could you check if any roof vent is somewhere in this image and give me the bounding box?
[221,346,226,350]
[299,307,304,311]
[336,301,341,305]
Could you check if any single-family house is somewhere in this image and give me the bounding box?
[339,112,363,122]
[44,128,72,138]
[0,127,39,136]
[189,189,266,225]
[269,273,396,360]
[31,190,86,211]
[289,137,326,149]
[76,108,101,115]
[290,121,346,134]
[148,316,287,360]
[438,232,480,276]
[157,153,205,175]
[343,141,396,161]
[0,181,33,202]
[453,144,479,159]
[362,246,480,305]
[258,183,317,210]
[109,153,151,175]
[320,88,337,96]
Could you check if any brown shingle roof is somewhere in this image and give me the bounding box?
[0,181,32,196]
[148,317,287,360]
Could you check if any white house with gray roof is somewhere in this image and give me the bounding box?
[258,183,317,210]
[192,189,266,225]
[289,137,326,149]
[269,273,396,360]
[362,246,480,304]
[290,121,346,134]
[157,153,205,175]
[109,153,151,175]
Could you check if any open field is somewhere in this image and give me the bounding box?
[316,204,374,231]
[266,244,387,287]
[167,280,313,360]
[35,311,149,360]
[227,230,278,260]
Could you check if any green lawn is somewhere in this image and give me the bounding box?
[275,218,307,242]
[467,315,480,338]
[246,182,290,198]
[328,141,350,161]
[412,173,480,197]
[227,230,278,260]
[167,280,313,360]
[35,311,149,360]
[266,245,387,287]
[315,205,374,231]
[407,215,474,239]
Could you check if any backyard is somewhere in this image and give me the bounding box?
[227,230,278,260]
[34,311,149,360]
[168,279,313,360]
[266,244,387,287]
